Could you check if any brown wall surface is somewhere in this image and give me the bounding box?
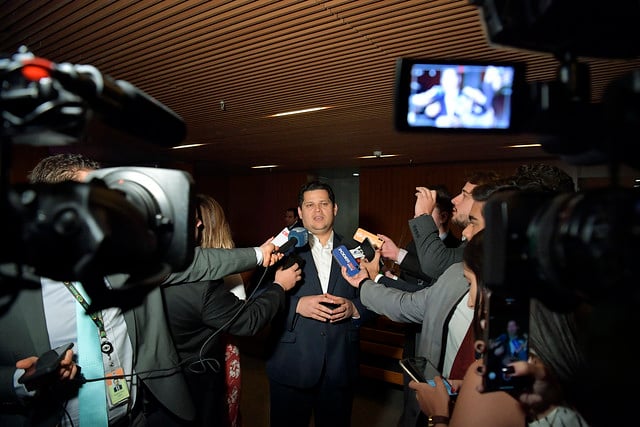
[193,158,551,248]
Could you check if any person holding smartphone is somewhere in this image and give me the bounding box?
[345,164,581,427]
[409,230,591,427]
[342,181,508,427]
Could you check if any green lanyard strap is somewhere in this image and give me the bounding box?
[63,281,113,355]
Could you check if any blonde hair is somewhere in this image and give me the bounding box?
[196,193,235,249]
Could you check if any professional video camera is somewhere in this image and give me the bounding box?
[467,2,640,423]
[393,0,640,308]
[396,2,640,170]
[395,1,638,418]
[459,0,640,306]
[1,46,195,309]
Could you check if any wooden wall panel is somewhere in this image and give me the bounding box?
[8,145,51,183]
[210,171,310,247]
[193,158,552,251]
[359,161,522,248]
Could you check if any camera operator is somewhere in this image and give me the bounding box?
[0,153,284,427]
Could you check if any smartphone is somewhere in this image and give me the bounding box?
[399,357,457,397]
[482,289,531,393]
[398,357,427,383]
[353,228,383,249]
[320,301,340,310]
[18,342,74,391]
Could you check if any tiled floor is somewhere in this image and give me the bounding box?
[238,348,404,427]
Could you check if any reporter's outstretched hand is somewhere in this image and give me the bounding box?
[274,262,302,291]
[360,248,382,278]
[378,234,400,261]
[260,237,283,267]
[340,266,369,288]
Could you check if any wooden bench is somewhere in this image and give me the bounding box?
[359,316,411,385]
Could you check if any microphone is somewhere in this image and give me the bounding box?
[275,227,308,254]
[342,237,376,261]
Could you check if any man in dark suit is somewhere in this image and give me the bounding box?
[265,180,376,427]
[379,184,461,289]
[284,207,303,230]
[0,153,281,427]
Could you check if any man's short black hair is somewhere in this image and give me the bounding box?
[298,180,335,207]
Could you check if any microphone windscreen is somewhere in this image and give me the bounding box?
[288,227,308,248]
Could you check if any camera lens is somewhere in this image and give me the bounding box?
[485,187,640,311]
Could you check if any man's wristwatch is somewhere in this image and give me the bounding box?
[427,415,450,427]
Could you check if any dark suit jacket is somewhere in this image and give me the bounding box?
[265,233,375,389]
[163,279,286,426]
[398,232,462,287]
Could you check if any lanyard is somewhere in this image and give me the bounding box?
[63,281,114,355]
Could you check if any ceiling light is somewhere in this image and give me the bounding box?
[171,143,207,149]
[251,164,279,169]
[506,143,542,148]
[358,152,399,159]
[269,106,331,117]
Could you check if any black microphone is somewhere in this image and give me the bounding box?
[342,237,376,261]
[43,58,186,146]
[275,227,308,254]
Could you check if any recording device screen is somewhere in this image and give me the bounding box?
[482,290,531,393]
[394,58,524,132]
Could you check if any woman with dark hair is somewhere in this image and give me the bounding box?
[409,230,591,426]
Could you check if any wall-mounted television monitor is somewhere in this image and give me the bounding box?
[394,58,525,133]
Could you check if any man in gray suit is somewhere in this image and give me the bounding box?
[409,170,500,280]
[0,153,281,427]
[341,181,507,427]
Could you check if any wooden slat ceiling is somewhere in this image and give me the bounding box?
[2,0,639,175]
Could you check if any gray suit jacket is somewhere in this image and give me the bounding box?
[0,246,259,426]
[409,215,466,280]
[359,262,469,427]
[0,283,194,427]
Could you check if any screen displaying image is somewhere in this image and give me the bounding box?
[482,290,530,392]
[395,58,523,132]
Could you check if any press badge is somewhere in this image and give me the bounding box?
[106,367,130,407]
